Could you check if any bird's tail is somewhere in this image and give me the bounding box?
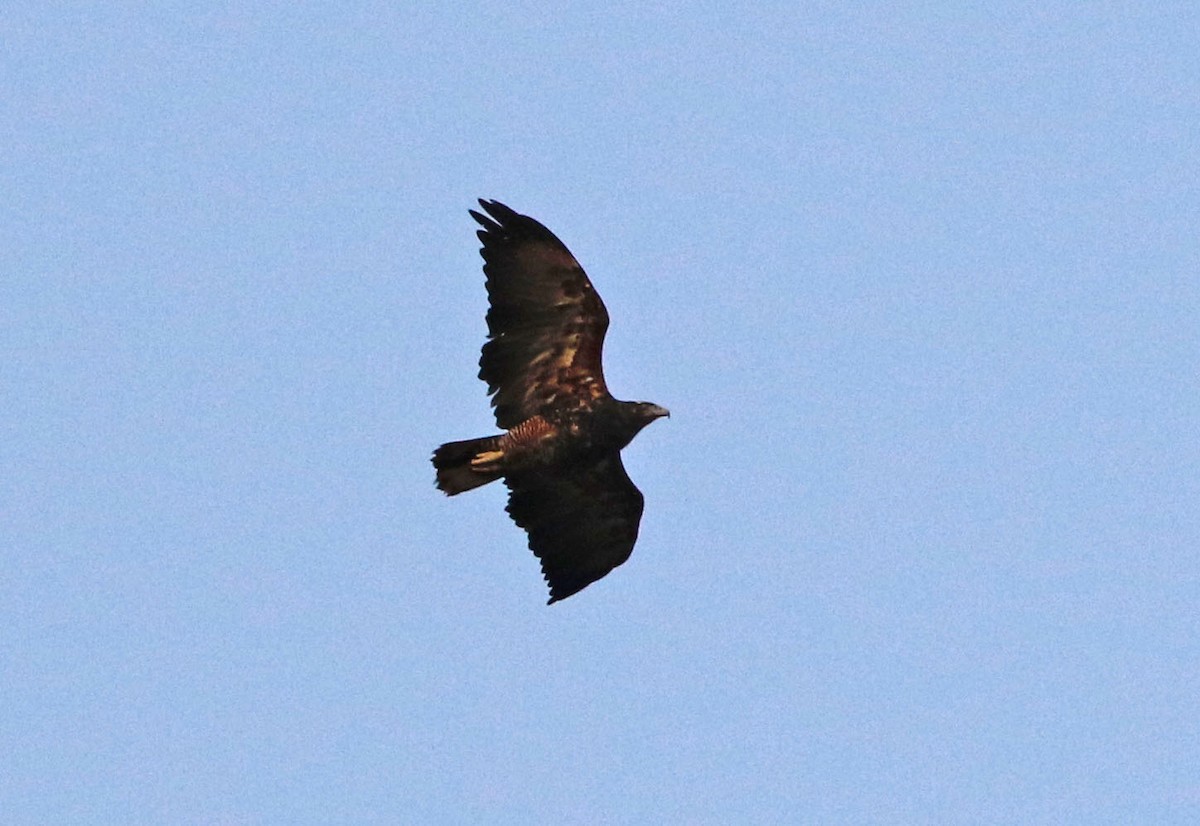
[432,436,504,495]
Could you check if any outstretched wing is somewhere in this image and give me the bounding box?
[504,454,645,604]
[471,200,611,429]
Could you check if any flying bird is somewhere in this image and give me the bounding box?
[432,200,669,604]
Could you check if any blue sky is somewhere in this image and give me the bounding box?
[3,3,1198,823]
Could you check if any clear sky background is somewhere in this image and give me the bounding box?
[3,4,1198,824]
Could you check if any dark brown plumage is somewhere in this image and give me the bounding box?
[432,200,669,604]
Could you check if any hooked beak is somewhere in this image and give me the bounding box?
[650,404,671,420]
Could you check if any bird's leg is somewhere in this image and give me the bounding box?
[470,450,505,471]
[472,416,558,473]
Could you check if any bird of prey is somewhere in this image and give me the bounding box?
[432,199,669,604]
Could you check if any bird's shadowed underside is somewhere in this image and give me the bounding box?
[431,200,668,604]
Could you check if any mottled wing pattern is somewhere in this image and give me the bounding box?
[504,454,645,604]
[471,200,611,429]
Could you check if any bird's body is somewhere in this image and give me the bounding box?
[432,200,668,604]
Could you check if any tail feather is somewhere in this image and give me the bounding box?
[432,436,503,495]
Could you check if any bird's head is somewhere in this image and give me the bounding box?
[640,402,670,420]
[611,400,670,446]
[633,402,670,424]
